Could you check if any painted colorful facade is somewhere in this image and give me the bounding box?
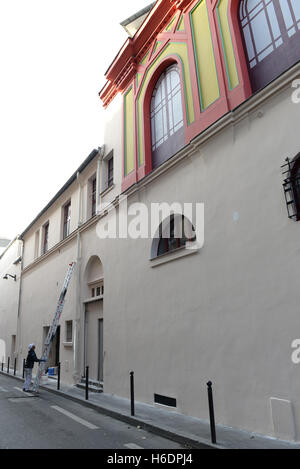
[100,0,300,190]
[1,0,300,444]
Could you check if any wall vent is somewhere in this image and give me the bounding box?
[154,394,177,408]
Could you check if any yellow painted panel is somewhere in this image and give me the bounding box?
[165,14,177,32]
[177,15,185,31]
[124,87,135,176]
[140,51,149,66]
[136,73,142,88]
[217,0,239,89]
[137,42,195,166]
[152,41,162,56]
[191,0,219,109]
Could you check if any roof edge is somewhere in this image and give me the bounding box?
[20,148,101,239]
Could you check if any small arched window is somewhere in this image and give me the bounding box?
[151,214,196,259]
[150,64,185,170]
[239,0,300,92]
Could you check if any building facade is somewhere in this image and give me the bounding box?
[1,0,300,442]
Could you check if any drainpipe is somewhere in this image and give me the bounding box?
[73,172,83,384]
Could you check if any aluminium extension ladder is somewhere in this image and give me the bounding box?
[32,262,76,393]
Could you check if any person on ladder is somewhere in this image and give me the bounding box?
[23,344,45,392]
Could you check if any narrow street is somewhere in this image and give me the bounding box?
[0,374,184,450]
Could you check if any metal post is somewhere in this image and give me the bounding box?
[130,371,135,416]
[22,359,25,379]
[207,381,217,444]
[57,362,61,391]
[7,357,10,374]
[1,362,3,372]
[14,358,17,376]
[85,366,89,401]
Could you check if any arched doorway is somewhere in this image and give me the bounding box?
[83,256,104,383]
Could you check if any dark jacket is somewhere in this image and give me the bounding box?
[25,349,40,369]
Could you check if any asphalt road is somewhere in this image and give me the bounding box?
[0,374,184,449]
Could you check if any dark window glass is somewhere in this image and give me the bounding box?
[157,214,194,257]
[108,158,114,188]
[43,223,49,254]
[91,178,97,217]
[151,64,185,170]
[66,321,73,343]
[63,202,71,239]
[240,0,300,92]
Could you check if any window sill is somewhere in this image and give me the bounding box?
[83,295,104,304]
[63,342,73,348]
[100,184,115,197]
[150,242,200,268]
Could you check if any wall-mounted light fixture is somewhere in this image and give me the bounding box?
[3,274,16,281]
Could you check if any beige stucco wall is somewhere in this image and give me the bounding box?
[93,75,300,439]
[4,67,300,441]
[0,239,22,364]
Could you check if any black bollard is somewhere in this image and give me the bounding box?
[22,359,25,379]
[57,362,61,391]
[7,357,10,374]
[14,358,17,376]
[1,362,3,372]
[85,366,89,401]
[207,381,217,444]
[130,371,135,416]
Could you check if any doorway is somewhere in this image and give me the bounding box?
[85,301,103,382]
[43,325,60,367]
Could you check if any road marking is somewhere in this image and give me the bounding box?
[0,386,8,392]
[51,406,99,430]
[124,443,144,449]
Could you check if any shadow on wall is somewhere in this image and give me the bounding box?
[0,339,6,363]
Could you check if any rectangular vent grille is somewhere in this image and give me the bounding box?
[154,394,177,407]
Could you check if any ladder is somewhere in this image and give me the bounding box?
[32,262,76,393]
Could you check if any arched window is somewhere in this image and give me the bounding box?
[150,64,185,170]
[239,0,300,92]
[151,214,196,259]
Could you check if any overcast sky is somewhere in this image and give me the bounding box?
[0,0,151,239]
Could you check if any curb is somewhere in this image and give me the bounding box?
[0,371,223,449]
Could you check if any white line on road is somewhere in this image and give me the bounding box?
[0,386,8,392]
[124,443,144,449]
[51,405,99,430]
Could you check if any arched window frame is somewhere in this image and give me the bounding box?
[151,213,197,260]
[141,57,189,178]
[212,0,252,107]
[150,63,185,170]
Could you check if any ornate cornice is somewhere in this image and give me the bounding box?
[99,0,195,107]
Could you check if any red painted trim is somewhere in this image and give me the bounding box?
[138,55,190,181]
[225,0,252,108]
[114,0,255,191]
[122,82,138,192]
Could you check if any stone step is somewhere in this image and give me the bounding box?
[77,378,103,393]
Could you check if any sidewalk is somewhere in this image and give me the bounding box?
[1,369,300,449]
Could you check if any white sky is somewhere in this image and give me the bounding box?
[0,0,152,239]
